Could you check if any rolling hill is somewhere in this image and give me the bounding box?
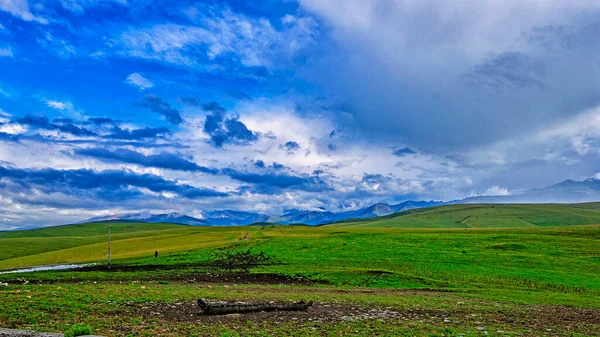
[333,203,600,228]
[3,203,600,270]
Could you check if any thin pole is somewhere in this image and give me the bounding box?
[107,225,111,269]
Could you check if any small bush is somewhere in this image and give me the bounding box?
[64,324,93,337]
[208,249,279,274]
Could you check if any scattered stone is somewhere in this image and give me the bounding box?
[0,328,105,337]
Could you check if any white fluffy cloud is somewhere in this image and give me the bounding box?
[0,44,13,57]
[0,0,48,23]
[45,100,69,110]
[484,186,511,196]
[125,72,153,90]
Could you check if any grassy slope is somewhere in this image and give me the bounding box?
[0,222,190,265]
[335,203,600,228]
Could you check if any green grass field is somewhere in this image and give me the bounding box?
[1,204,600,336]
[336,203,600,228]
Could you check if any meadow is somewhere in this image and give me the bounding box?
[1,204,599,336]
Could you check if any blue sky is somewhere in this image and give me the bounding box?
[2,0,600,228]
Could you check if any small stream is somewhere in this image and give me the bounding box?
[0,263,93,274]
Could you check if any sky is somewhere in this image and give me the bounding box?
[2,0,600,229]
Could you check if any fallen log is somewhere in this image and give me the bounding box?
[197,298,313,315]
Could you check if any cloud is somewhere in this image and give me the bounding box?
[87,117,117,125]
[0,122,26,135]
[74,147,218,174]
[36,33,77,58]
[280,141,300,154]
[73,146,326,192]
[45,100,69,110]
[15,115,96,137]
[16,115,50,128]
[253,159,285,170]
[298,0,600,151]
[125,72,153,90]
[0,45,13,57]
[135,96,183,125]
[51,119,96,137]
[118,5,318,68]
[202,101,258,147]
[0,165,228,200]
[105,126,170,140]
[484,186,511,196]
[392,147,416,157]
[222,168,328,191]
[468,52,545,89]
[0,131,20,142]
[58,0,127,14]
[0,0,48,23]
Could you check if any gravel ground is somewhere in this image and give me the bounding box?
[0,329,102,337]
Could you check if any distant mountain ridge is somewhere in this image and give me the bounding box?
[86,212,207,226]
[83,178,600,227]
[462,178,600,204]
[84,200,444,226]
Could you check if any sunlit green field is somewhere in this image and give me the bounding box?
[1,204,600,336]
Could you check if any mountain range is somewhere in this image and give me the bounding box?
[85,177,600,226]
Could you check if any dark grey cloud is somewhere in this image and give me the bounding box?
[280,141,300,153]
[0,166,228,201]
[202,101,258,147]
[87,117,118,125]
[179,96,200,106]
[300,1,600,152]
[392,147,416,157]
[0,132,20,143]
[467,52,545,89]
[72,147,323,192]
[253,159,285,170]
[16,115,96,137]
[74,147,218,174]
[105,126,170,140]
[136,96,183,125]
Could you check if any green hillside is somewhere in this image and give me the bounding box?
[0,221,184,239]
[3,203,600,269]
[334,203,600,228]
[0,221,189,265]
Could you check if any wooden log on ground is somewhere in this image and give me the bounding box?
[197,299,313,315]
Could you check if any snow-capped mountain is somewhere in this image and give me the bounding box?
[86,212,206,226]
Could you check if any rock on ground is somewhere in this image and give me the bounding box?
[0,329,103,337]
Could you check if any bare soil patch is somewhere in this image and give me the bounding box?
[133,300,600,335]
